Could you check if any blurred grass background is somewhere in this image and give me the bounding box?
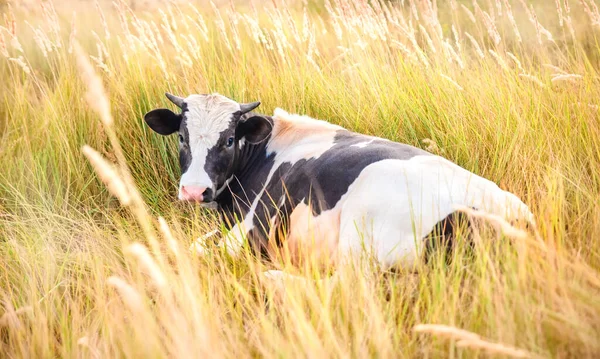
[0,0,599,357]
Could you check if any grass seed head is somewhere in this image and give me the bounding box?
[106,276,144,312]
[439,73,464,91]
[82,145,132,206]
[126,243,168,291]
[551,74,583,83]
[519,73,546,88]
[74,42,113,127]
[461,4,476,23]
[415,324,532,358]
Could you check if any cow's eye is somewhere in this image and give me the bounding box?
[226,137,234,148]
[178,134,184,143]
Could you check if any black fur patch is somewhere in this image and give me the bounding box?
[178,103,192,174]
[204,119,238,190]
[422,211,473,264]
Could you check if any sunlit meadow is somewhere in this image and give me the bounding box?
[0,0,599,357]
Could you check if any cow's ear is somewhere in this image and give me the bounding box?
[144,109,181,135]
[236,115,272,144]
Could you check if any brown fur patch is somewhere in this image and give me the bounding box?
[268,108,343,158]
[281,202,341,266]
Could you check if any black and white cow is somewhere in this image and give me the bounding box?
[144,93,534,268]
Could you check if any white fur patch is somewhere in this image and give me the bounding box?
[337,155,534,268]
[351,139,375,148]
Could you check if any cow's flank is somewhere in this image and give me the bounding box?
[284,201,341,265]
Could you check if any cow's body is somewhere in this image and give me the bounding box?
[144,94,534,269]
[209,108,532,268]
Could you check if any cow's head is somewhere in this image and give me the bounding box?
[144,93,271,203]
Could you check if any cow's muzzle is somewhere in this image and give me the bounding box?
[180,185,213,203]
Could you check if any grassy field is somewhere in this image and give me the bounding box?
[1,0,600,357]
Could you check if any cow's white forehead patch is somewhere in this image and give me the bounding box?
[179,93,241,190]
[184,94,241,144]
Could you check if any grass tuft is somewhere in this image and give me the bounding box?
[1,0,600,357]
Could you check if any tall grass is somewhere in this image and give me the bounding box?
[1,0,600,357]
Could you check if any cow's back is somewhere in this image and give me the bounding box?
[273,130,432,213]
[226,109,532,267]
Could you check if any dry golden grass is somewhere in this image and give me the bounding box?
[1,0,600,357]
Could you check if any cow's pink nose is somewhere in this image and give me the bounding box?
[180,186,207,202]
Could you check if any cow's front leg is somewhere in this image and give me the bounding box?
[219,221,249,256]
[191,224,271,260]
[189,229,219,255]
[189,224,248,257]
